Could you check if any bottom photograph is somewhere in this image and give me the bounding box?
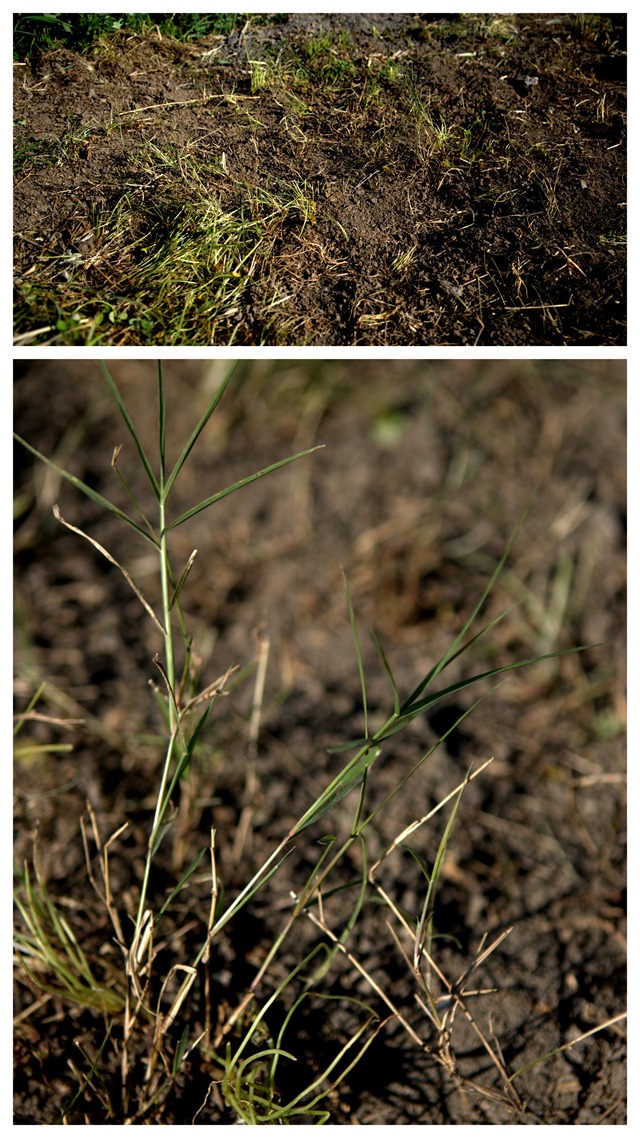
[13,359,626,1124]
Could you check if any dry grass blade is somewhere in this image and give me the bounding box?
[52,505,166,634]
[370,758,494,874]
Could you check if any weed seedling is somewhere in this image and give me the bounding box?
[14,365,613,1121]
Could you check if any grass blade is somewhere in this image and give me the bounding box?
[369,626,400,717]
[209,849,294,940]
[343,570,369,739]
[59,1024,114,1122]
[162,706,211,811]
[507,1012,627,1083]
[389,644,597,736]
[162,361,239,499]
[52,505,166,635]
[401,515,526,710]
[158,362,167,484]
[157,849,207,919]
[414,779,466,971]
[399,606,516,714]
[99,361,160,499]
[164,446,324,532]
[292,742,382,836]
[14,433,159,548]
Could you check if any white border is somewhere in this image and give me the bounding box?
[9,5,631,1135]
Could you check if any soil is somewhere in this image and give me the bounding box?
[13,13,626,346]
[13,361,626,1124]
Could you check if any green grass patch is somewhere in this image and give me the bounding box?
[13,13,262,61]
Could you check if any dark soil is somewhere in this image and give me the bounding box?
[14,361,626,1123]
[13,13,626,346]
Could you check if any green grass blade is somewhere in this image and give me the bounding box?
[387,644,597,738]
[59,1024,114,1122]
[210,849,294,939]
[14,433,159,548]
[99,361,160,499]
[162,706,211,809]
[369,626,400,717]
[157,849,207,918]
[339,833,368,945]
[306,833,369,986]
[13,682,45,736]
[164,446,324,532]
[292,742,382,836]
[343,570,369,739]
[327,736,374,754]
[361,698,494,833]
[507,1012,627,1083]
[173,1024,192,1076]
[162,361,239,500]
[330,638,594,756]
[158,362,167,484]
[267,990,381,1121]
[414,780,465,968]
[402,510,532,711]
[399,606,515,714]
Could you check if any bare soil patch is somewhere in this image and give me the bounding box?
[14,361,626,1123]
[13,14,626,345]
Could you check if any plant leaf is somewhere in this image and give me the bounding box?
[157,849,206,918]
[158,362,167,483]
[53,505,166,634]
[400,605,515,713]
[404,513,529,705]
[164,446,324,532]
[162,362,239,500]
[292,743,382,836]
[369,626,400,717]
[164,706,211,806]
[414,778,466,970]
[343,570,369,739]
[14,433,159,548]
[388,644,596,738]
[99,361,160,499]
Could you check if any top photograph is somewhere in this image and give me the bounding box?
[13,12,626,347]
